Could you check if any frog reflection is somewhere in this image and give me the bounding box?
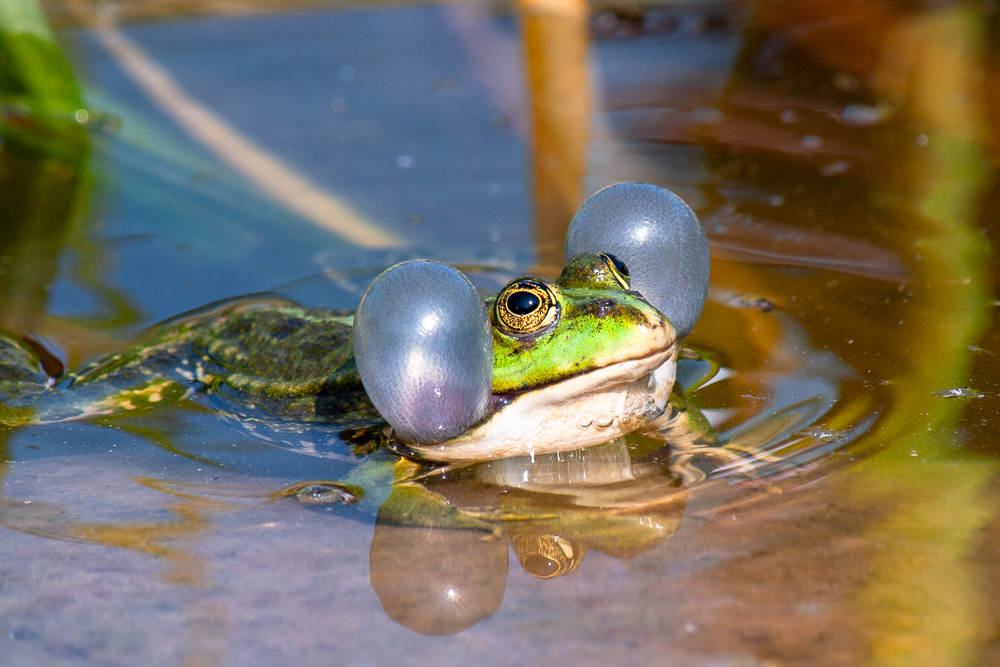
[1,172,720,636]
[296,435,720,636]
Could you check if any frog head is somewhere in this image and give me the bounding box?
[353,183,709,462]
[488,252,673,395]
[401,252,677,460]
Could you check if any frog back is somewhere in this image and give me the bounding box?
[190,302,376,422]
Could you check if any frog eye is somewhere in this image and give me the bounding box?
[597,252,630,288]
[565,182,710,338]
[354,260,493,445]
[496,280,557,333]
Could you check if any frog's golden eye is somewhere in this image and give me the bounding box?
[496,280,557,332]
[597,253,630,288]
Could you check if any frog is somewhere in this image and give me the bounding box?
[0,252,670,448]
[0,182,713,463]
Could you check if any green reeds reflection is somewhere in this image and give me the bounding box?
[834,9,994,666]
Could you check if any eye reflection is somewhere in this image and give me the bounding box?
[509,532,584,579]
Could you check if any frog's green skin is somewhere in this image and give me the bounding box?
[0,296,372,427]
[489,255,667,395]
[0,253,677,461]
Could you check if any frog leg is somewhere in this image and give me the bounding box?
[643,392,737,484]
[28,324,209,425]
[651,392,791,483]
[280,455,500,535]
[0,330,52,426]
[0,331,202,427]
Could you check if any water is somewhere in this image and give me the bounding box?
[2,0,999,664]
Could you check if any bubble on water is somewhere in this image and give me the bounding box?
[739,296,775,312]
[293,483,360,505]
[337,65,355,81]
[397,155,416,168]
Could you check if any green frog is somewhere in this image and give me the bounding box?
[0,253,673,453]
[0,182,712,463]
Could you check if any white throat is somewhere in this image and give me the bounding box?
[408,345,677,462]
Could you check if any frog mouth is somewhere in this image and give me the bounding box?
[492,342,674,401]
[407,344,678,463]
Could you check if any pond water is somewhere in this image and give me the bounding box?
[3,0,1000,664]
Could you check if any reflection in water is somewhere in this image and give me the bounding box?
[369,523,508,636]
[61,0,403,249]
[366,439,689,634]
[2,0,1000,661]
[0,474,281,587]
[0,74,88,339]
[509,532,582,578]
[0,139,85,335]
[844,10,994,663]
[518,0,590,268]
[0,0,140,363]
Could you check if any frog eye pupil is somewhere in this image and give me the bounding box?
[605,253,629,277]
[498,281,555,331]
[507,290,541,315]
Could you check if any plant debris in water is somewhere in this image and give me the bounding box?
[801,427,850,444]
[933,388,985,399]
[739,297,776,312]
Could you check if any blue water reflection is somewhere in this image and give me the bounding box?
[55,5,531,326]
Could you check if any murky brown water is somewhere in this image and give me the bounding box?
[3,0,1000,664]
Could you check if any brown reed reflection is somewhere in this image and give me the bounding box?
[517,0,590,268]
[0,474,280,587]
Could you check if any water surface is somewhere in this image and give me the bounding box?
[2,1,1000,665]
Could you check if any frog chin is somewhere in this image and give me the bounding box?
[406,344,678,462]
